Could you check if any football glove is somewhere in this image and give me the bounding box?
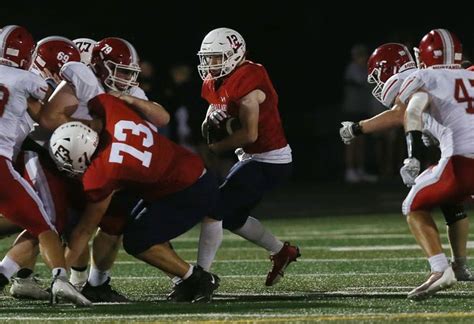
[400,157,420,187]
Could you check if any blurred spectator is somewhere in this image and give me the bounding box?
[341,44,378,183]
[138,60,171,137]
[160,63,204,149]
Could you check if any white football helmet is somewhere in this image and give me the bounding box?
[49,122,99,177]
[73,38,96,65]
[197,27,246,80]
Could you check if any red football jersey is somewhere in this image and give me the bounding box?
[201,61,288,154]
[82,94,204,202]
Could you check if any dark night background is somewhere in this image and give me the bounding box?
[1,3,473,184]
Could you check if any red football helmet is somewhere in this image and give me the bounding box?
[30,36,81,76]
[367,43,416,102]
[417,29,462,68]
[90,37,141,92]
[0,25,35,69]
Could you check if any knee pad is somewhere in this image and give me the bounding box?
[440,204,467,226]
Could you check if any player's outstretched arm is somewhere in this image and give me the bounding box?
[339,103,405,145]
[65,193,114,268]
[110,92,170,127]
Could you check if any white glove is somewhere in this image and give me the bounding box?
[208,110,230,126]
[400,157,420,187]
[421,131,440,147]
[339,121,356,145]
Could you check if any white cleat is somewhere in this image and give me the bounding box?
[51,277,92,307]
[10,276,50,300]
[407,267,457,300]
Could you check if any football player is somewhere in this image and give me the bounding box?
[5,36,82,300]
[198,27,300,286]
[39,37,162,302]
[49,94,220,303]
[339,42,473,282]
[0,25,90,306]
[397,29,474,299]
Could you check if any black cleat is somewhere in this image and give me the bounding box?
[0,273,9,290]
[81,278,129,303]
[167,266,220,303]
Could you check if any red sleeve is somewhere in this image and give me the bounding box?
[228,64,265,102]
[82,164,118,202]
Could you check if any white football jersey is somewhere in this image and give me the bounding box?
[0,65,48,160]
[399,68,474,156]
[60,62,148,120]
[422,113,453,158]
[60,61,104,120]
[380,68,417,108]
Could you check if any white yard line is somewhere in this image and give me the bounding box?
[330,241,474,251]
[35,256,428,267]
[109,271,427,280]
[2,311,474,322]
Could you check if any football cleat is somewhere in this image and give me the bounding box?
[51,276,92,307]
[167,266,220,303]
[407,267,457,300]
[266,242,300,286]
[452,262,474,281]
[10,275,50,300]
[81,278,129,303]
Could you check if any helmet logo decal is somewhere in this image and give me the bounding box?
[56,51,70,64]
[227,35,243,54]
[54,145,73,164]
[101,44,113,55]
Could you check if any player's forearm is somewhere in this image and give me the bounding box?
[360,107,404,133]
[39,112,72,131]
[65,225,97,268]
[209,128,256,153]
[123,95,170,127]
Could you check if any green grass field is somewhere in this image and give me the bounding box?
[0,213,473,323]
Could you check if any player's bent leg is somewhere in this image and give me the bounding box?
[197,216,223,271]
[406,210,455,299]
[80,230,127,303]
[448,217,473,281]
[440,204,473,279]
[442,208,474,281]
[38,230,91,307]
[6,230,49,300]
[0,157,90,306]
[70,245,90,290]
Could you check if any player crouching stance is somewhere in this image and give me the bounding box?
[398,29,474,300]
[49,94,220,302]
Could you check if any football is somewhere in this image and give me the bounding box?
[207,117,242,144]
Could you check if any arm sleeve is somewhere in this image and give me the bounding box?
[398,71,425,104]
[381,75,402,108]
[60,62,104,101]
[129,86,149,100]
[24,73,48,101]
